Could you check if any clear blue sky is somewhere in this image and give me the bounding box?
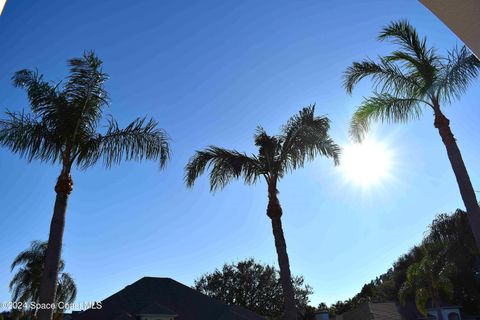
[0,0,479,308]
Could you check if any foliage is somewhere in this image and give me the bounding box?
[194,258,313,320]
[398,245,454,316]
[185,105,340,191]
[343,20,480,142]
[323,210,480,315]
[0,51,170,171]
[9,241,77,318]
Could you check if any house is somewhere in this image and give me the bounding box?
[73,277,264,320]
[331,302,462,320]
[420,0,480,58]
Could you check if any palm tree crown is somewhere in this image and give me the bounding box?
[186,105,340,192]
[10,241,77,312]
[343,20,479,141]
[398,245,454,319]
[0,51,170,171]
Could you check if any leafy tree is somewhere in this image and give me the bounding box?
[10,241,76,320]
[186,106,340,320]
[332,210,480,315]
[316,302,328,311]
[398,246,455,320]
[0,52,170,320]
[343,20,480,250]
[194,258,313,320]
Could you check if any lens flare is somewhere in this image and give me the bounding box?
[340,139,393,188]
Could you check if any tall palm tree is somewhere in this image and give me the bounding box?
[10,241,77,320]
[185,106,340,320]
[343,20,480,250]
[0,52,170,320]
[398,246,454,320]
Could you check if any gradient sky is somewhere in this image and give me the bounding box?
[1,0,479,309]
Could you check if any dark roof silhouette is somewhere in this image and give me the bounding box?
[336,302,462,320]
[74,277,264,320]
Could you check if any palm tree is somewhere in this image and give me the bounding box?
[10,241,77,320]
[0,52,170,320]
[185,106,340,320]
[343,20,480,250]
[398,246,454,320]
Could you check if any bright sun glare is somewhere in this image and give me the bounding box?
[340,139,393,188]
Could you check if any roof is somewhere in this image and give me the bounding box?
[370,302,414,320]
[336,302,459,320]
[336,302,371,320]
[420,0,480,58]
[73,277,264,320]
[137,303,177,316]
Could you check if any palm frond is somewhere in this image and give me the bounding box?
[185,146,262,191]
[378,20,428,62]
[436,46,480,103]
[254,126,280,174]
[10,241,46,271]
[12,69,62,118]
[349,93,422,142]
[414,287,430,317]
[64,51,109,133]
[280,105,340,169]
[343,58,420,95]
[0,111,59,163]
[378,20,440,86]
[56,273,77,304]
[76,116,170,169]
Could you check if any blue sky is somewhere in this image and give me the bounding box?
[0,0,479,308]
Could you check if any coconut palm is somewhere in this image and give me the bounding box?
[343,20,480,250]
[398,246,454,320]
[10,241,77,320]
[185,106,340,320]
[0,52,170,320]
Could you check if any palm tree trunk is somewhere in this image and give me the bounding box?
[36,171,73,320]
[433,106,480,251]
[267,186,298,320]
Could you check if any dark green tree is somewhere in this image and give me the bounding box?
[0,52,170,320]
[424,211,480,312]
[331,210,480,315]
[186,106,340,320]
[10,241,77,320]
[194,258,313,320]
[343,20,480,250]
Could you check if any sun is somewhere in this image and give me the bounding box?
[340,139,393,188]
